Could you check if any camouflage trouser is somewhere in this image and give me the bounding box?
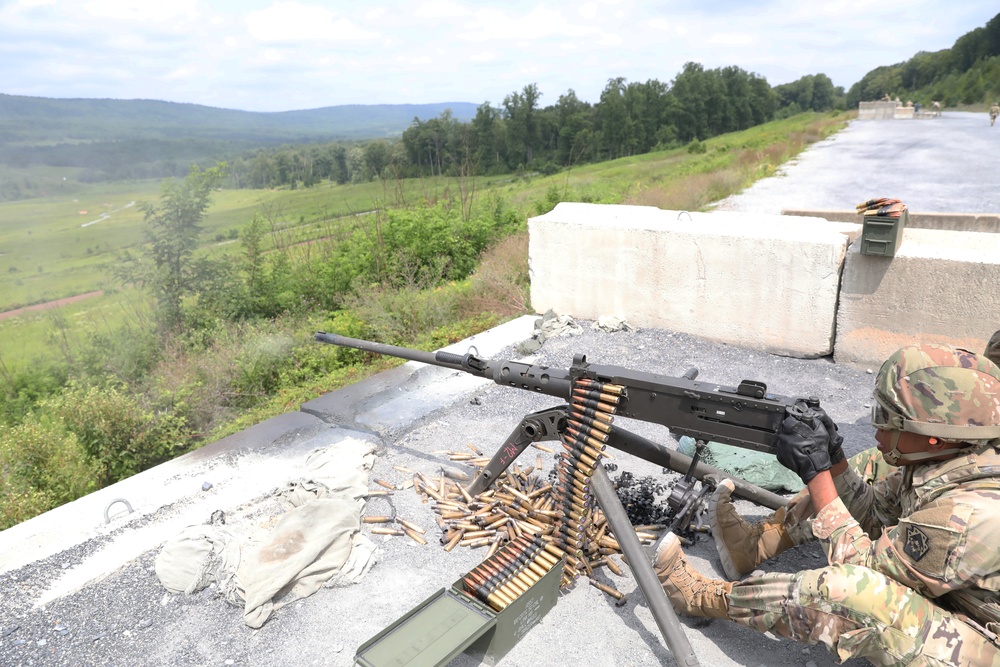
[781,447,891,546]
[727,564,1000,666]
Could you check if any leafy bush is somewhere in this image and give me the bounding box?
[0,417,98,529]
[686,139,707,154]
[42,383,191,486]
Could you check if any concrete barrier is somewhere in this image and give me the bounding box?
[857,101,917,120]
[529,203,1000,369]
[528,202,860,358]
[781,209,1000,233]
[834,227,1000,368]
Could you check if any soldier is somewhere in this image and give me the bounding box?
[991,103,999,127]
[654,342,1000,665]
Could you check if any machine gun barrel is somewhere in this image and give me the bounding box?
[314,332,813,455]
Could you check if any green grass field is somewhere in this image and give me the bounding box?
[0,112,850,372]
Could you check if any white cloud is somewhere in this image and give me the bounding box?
[415,0,469,18]
[708,33,754,46]
[82,0,200,22]
[245,2,379,42]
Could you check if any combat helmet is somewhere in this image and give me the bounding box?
[872,343,1000,464]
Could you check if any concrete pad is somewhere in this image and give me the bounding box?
[529,202,854,358]
[835,227,1000,369]
[302,315,538,436]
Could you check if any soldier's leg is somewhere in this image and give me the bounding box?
[710,448,891,578]
[727,564,1000,667]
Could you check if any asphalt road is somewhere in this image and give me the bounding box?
[714,111,1000,214]
[4,113,998,667]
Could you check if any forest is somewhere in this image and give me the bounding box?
[846,12,1000,107]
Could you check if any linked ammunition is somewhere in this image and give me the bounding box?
[574,378,624,395]
[572,387,621,405]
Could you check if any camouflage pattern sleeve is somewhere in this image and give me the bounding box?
[811,496,876,566]
[830,464,903,537]
[871,488,1000,598]
[813,464,907,567]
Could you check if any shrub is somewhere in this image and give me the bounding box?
[42,383,191,487]
[0,417,98,530]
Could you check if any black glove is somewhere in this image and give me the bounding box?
[813,405,846,466]
[775,404,832,483]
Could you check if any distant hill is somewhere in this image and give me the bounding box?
[0,95,479,197]
[0,95,479,145]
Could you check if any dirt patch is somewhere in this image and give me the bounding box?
[0,290,104,322]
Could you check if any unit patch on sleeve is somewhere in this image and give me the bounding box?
[903,524,930,561]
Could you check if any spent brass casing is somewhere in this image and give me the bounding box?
[527,483,553,499]
[444,530,465,551]
[362,515,393,524]
[603,556,623,576]
[396,518,425,534]
[370,527,405,536]
[374,479,397,490]
[460,536,493,548]
[404,528,427,545]
[589,578,627,605]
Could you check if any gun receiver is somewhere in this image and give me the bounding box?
[315,331,811,666]
[314,332,807,454]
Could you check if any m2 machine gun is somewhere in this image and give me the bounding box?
[314,332,820,666]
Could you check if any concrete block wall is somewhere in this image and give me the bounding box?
[781,209,1000,234]
[528,203,1000,368]
[834,228,1000,367]
[528,203,859,358]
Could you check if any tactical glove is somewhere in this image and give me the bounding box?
[775,405,832,484]
[813,405,846,466]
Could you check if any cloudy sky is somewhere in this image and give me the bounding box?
[1,0,996,113]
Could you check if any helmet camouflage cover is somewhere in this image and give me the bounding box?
[873,343,1000,443]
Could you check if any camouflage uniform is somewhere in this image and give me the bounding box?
[706,344,1000,665]
[726,442,1000,665]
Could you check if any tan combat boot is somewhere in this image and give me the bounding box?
[653,532,732,619]
[708,478,793,580]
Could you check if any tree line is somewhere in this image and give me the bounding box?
[846,12,1000,107]
[223,65,843,189]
